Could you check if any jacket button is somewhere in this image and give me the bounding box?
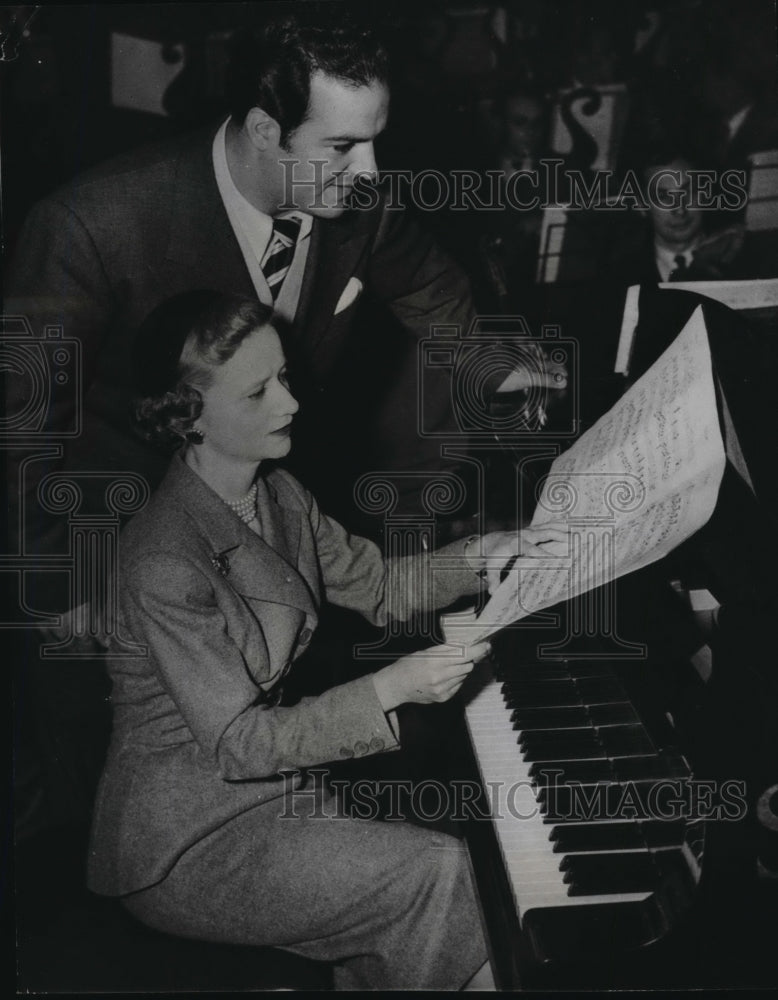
[339,746,354,759]
[369,737,385,752]
[299,628,312,644]
[354,740,369,756]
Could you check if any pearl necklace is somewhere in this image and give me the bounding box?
[225,482,258,524]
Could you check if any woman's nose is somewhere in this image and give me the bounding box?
[281,383,299,415]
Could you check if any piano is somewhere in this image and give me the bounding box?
[452,284,778,989]
[459,622,702,986]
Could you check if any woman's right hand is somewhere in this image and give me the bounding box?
[372,641,491,712]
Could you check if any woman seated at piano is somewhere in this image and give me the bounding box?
[87,291,567,990]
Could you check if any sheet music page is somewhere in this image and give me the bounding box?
[614,284,641,375]
[458,307,726,644]
[657,277,778,311]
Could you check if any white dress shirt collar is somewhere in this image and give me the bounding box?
[212,119,312,319]
[654,237,700,282]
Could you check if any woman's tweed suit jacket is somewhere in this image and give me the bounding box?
[88,455,478,896]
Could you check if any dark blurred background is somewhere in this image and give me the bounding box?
[3,0,778,285]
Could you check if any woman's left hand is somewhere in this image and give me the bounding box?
[468,523,570,594]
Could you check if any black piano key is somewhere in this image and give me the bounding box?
[511,705,589,730]
[561,848,690,896]
[550,821,645,853]
[521,731,604,762]
[587,702,640,726]
[504,679,628,709]
[501,660,615,678]
[502,684,582,708]
[495,663,572,682]
[505,679,578,700]
[566,662,617,679]
[560,850,659,894]
[598,725,656,757]
[574,676,629,702]
[511,701,639,731]
[540,781,694,823]
[529,749,688,788]
[494,659,617,683]
[511,705,590,730]
[520,723,652,759]
[611,750,691,782]
[549,818,688,853]
[519,724,597,748]
[530,758,615,786]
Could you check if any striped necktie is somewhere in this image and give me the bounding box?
[261,215,302,301]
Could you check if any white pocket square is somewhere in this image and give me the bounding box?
[334,277,363,315]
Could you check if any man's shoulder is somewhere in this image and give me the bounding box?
[47,123,218,209]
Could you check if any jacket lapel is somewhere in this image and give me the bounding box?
[162,457,315,616]
[150,133,372,358]
[292,212,372,357]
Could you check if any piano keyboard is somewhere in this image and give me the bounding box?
[460,653,703,966]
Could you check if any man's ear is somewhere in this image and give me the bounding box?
[244,107,282,152]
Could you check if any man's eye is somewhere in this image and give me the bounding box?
[279,371,290,388]
[333,142,355,154]
[248,386,267,400]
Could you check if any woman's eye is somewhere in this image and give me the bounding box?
[333,142,355,154]
[248,386,266,400]
[279,371,290,388]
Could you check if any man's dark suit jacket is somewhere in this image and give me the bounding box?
[6,123,476,600]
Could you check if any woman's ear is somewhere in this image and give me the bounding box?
[167,415,202,444]
[168,387,204,444]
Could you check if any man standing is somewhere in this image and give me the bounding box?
[6,7,483,578]
[6,6,519,839]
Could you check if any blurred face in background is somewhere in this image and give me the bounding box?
[645,159,704,251]
[502,94,546,163]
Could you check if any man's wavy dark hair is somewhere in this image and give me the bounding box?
[226,4,389,146]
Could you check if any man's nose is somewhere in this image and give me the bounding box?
[350,142,378,182]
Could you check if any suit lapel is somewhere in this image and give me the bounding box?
[163,457,315,616]
[150,136,372,357]
[292,213,372,357]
